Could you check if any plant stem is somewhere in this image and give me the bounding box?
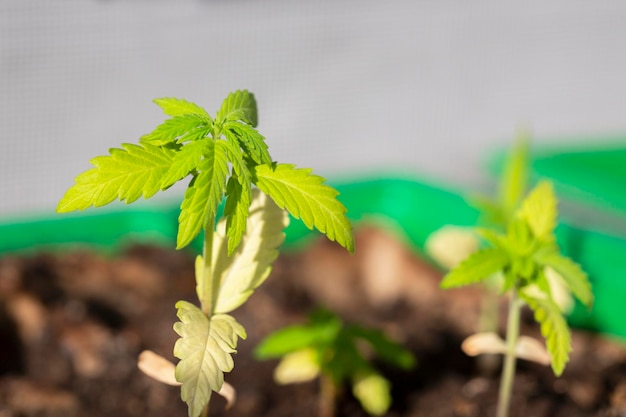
[201,214,216,316]
[477,283,501,375]
[319,374,337,417]
[496,289,522,417]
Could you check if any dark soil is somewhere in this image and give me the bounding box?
[1,226,625,417]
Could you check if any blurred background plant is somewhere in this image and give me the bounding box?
[254,309,416,417]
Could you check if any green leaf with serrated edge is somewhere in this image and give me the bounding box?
[221,139,253,254]
[141,114,211,146]
[205,190,288,314]
[173,301,246,417]
[441,247,509,289]
[520,291,571,376]
[518,181,557,241]
[499,134,529,217]
[254,318,342,359]
[177,140,229,249]
[534,248,593,307]
[216,90,257,127]
[57,143,175,212]
[175,126,212,144]
[253,163,354,252]
[222,178,250,254]
[161,139,209,189]
[223,121,271,166]
[153,97,210,118]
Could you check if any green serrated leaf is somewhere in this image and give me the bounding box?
[534,250,593,307]
[173,301,246,417]
[220,139,254,254]
[518,181,557,241]
[499,134,529,217]
[223,178,250,254]
[207,190,288,313]
[440,247,509,289]
[216,90,258,127]
[57,143,175,212]
[161,139,209,189]
[520,292,571,376]
[441,248,510,288]
[141,114,211,146]
[177,140,229,249]
[153,97,210,118]
[253,163,354,252]
[223,121,272,166]
[176,126,212,144]
[254,318,342,359]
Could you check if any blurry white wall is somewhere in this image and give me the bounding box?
[2,0,626,216]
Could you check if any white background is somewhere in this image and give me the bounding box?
[2,1,626,216]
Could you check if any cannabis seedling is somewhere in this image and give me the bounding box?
[57,91,354,417]
[427,136,530,374]
[440,180,593,417]
[254,309,415,417]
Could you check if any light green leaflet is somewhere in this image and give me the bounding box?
[216,90,258,127]
[153,97,210,117]
[173,301,246,417]
[499,133,529,218]
[176,140,230,249]
[254,163,354,253]
[519,181,557,242]
[56,143,175,211]
[440,247,509,289]
[520,291,571,375]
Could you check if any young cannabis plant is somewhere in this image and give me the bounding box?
[254,309,415,417]
[426,136,531,376]
[57,90,354,417]
[440,180,593,417]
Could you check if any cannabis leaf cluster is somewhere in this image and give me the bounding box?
[57,91,355,417]
[441,180,592,375]
[57,90,354,254]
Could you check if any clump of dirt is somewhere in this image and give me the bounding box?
[0,226,625,417]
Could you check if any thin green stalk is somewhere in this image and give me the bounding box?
[201,213,216,316]
[496,289,522,417]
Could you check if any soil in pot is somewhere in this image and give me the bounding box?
[0,225,625,417]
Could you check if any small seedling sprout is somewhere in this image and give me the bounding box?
[427,135,531,375]
[58,91,354,417]
[440,143,593,417]
[254,309,416,417]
